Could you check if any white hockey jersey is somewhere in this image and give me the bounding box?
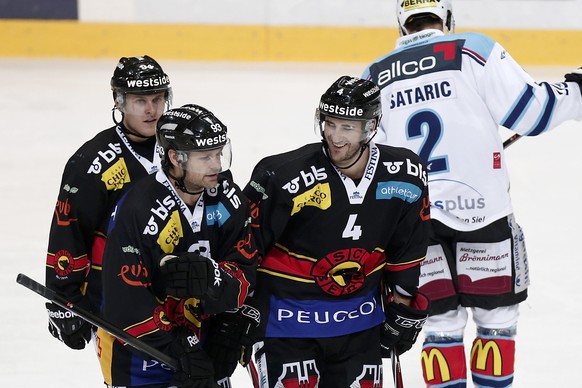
[363,30,582,231]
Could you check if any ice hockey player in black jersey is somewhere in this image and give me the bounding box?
[99,104,258,387]
[243,76,431,387]
[45,55,172,351]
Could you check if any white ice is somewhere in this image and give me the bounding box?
[1,58,580,387]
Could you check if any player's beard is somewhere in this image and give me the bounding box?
[327,141,362,169]
[184,173,218,193]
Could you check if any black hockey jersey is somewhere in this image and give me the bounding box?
[45,125,159,312]
[243,142,429,339]
[98,171,257,386]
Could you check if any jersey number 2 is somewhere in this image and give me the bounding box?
[407,109,448,173]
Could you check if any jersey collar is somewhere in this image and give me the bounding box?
[395,29,444,49]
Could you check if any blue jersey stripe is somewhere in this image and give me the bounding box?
[501,84,535,129]
[526,82,557,136]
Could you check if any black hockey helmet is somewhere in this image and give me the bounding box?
[111,55,172,105]
[315,75,382,141]
[156,104,231,173]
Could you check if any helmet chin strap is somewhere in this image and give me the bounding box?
[167,171,205,196]
[322,139,371,171]
[112,106,123,125]
[111,107,155,140]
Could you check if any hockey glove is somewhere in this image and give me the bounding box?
[160,253,218,299]
[381,291,430,357]
[205,304,260,379]
[46,302,92,350]
[565,67,582,94]
[169,331,218,388]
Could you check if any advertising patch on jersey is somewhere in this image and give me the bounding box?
[101,157,130,190]
[54,198,78,226]
[235,233,257,260]
[402,0,438,13]
[87,142,122,175]
[508,215,529,294]
[493,152,501,169]
[383,158,427,185]
[373,40,463,88]
[118,261,151,288]
[456,239,512,295]
[265,291,384,338]
[205,202,231,227]
[376,181,421,203]
[290,182,331,216]
[419,245,455,300]
[157,210,183,253]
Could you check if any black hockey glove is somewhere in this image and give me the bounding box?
[46,302,92,350]
[205,304,261,379]
[160,253,219,299]
[381,291,430,357]
[565,67,582,95]
[169,331,218,388]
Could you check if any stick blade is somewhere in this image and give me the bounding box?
[391,349,404,388]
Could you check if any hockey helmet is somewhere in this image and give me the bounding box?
[315,75,382,142]
[111,55,172,107]
[396,0,454,35]
[156,104,232,173]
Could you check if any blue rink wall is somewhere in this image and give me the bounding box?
[0,0,76,19]
[1,0,581,66]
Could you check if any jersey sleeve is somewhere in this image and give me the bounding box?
[384,154,431,293]
[101,194,176,350]
[201,180,259,314]
[479,39,582,135]
[243,157,293,257]
[45,151,108,302]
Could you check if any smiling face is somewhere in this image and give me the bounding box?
[322,116,367,168]
[121,91,167,139]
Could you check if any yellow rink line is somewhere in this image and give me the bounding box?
[1,20,579,66]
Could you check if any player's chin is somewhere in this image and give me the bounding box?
[138,123,157,137]
[329,151,348,164]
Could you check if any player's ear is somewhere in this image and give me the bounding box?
[167,149,181,168]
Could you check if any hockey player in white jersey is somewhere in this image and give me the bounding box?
[362,1,582,387]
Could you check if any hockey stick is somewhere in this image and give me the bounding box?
[503,133,521,149]
[391,349,404,388]
[246,361,260,388]
[16,273,179,370]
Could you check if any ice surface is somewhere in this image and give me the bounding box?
[1,58,579,387]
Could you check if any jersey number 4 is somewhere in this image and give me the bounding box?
[342,214,362,240]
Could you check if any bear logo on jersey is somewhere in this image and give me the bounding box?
[312,248,384,296]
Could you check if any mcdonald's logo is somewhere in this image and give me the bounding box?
[471,339,502,376]
[421,348,450,382]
